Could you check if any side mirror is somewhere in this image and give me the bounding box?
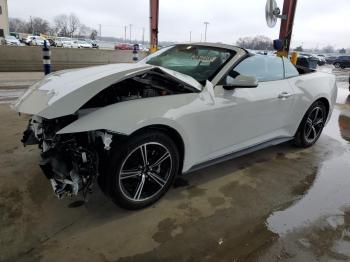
[223,75,258,90]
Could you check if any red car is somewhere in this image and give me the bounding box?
[115,43,133,50]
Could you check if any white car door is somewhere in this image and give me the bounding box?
[207,55,295,159]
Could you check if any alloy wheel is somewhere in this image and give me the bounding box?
[304,106,324,144]
[118,142,172,202]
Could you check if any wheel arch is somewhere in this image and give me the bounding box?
[130,124,185,174]
[294,96,331,137]
[316,97,330,120]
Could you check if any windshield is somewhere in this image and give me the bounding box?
[141,44,235,83]
[6,36,17,40]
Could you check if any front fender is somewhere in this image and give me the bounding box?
[57,94,197,136]
[57,94,201,171]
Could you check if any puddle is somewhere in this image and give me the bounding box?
[260,90,350,260]
[267,153,350,236]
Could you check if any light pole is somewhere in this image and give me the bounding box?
[129,24,132,43]
[189,31,192,43]
[204,22,209,42]
[30,16,34,35]
[124,26,127,42]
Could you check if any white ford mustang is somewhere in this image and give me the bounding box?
[14,43,337,209]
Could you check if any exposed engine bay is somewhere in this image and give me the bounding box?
[82,68,195,109]
[21,69,195,200]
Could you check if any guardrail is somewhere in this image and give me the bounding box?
[0,46,147,72]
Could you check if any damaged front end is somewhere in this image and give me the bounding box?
[16,62,201,201]
[22,115,115,199]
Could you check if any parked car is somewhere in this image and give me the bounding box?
[315,54,326,66]
[14,43,337,209]
[4,35,21,46]
[75,40,93,48]
[138,44,149,52]
[338,95,350,142]
[46,38,57,47]
[325,56,338,64]
[333,56,350,69]
[115,43,133,50]
[80,39,99,48]
[71,40,81,48]
[61,39,79,48]
[27,36,49,46]
[54,37,70,47]
[23,35,34,45]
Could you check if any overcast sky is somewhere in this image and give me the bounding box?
[7,0,350,49]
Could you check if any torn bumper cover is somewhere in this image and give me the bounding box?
[39,148,98,198]
[21,116,107,199]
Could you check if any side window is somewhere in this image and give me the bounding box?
[283,57,299,78]
[265,56,284,81]
[225,55,284,83]
[232,55,267,81]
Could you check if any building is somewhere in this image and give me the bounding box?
[0,0,9,37]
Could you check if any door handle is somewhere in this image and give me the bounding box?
[278,91,293,99]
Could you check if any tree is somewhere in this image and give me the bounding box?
[54,13,81,37]
[9,18,28,33]
[294,46,303,52]
[78,24,92,37]
[236,35,273,50]
[339,48,346,54]
[90,30,98,40]
[53,14,69,36]
[68,13,80,37]
[322,45,335,53]
[31,17,50,35]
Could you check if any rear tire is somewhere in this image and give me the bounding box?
[106,131,179,209]
[294,101,327,148]
[334,63,341,69]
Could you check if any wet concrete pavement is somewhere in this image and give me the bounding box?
[0,72,350,262]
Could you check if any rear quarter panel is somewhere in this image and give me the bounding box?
[287,71,337,135]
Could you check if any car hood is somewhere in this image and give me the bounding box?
[13,63,202,119]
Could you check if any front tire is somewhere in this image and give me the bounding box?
[107,131,179,209]
[294,101,327,148]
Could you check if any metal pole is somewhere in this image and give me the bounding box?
[129,24,132,43]
[189,31,192,43]
[124,26,127,42]
[204,22,209,42]
[278,0,298,56]
[30,16,34,35]
[142,27,145,45]
[99,24,102,38]
[150,0,159,53]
